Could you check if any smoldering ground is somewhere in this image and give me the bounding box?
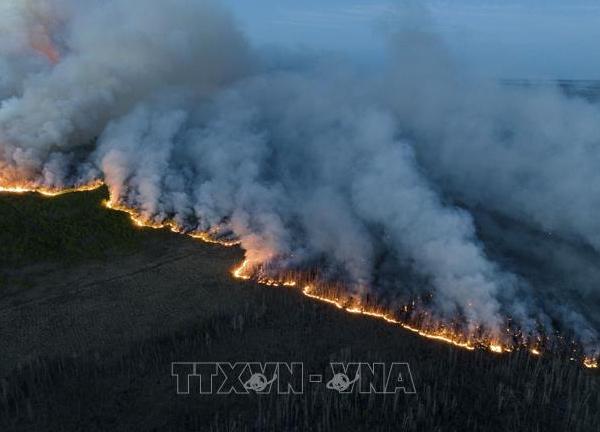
[0,0,599,355]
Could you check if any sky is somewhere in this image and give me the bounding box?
[224,0,600,80]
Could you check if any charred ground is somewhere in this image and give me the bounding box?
[0,188,598,431]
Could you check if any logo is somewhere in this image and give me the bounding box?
[172,362,415,395]
[326,371,360,393]
[244,372,278,392]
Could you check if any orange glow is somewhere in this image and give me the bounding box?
[300,284,490,351]
[30,25,60,65]
[232,260,483,352]
[232,259,252,280]
[31,38,60,64]
[230,260,600,366]
[189,231,240,247]
[0,180,598,370]
[489,344,504,354]
[103,199,173,229]
[231,261,518,353]
[103,198,240,248]
[0,180,103,196]
[231,259,296,286]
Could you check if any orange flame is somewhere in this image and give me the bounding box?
[0,180,103,196]
[103,199,241,247]
[1,179,598,369]
[231,260,598,368]
[231,260,510,353]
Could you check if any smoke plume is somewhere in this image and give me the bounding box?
[1,0,599,354]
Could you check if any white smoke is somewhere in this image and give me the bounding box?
[1,0,599,352]
[0,0,249,184]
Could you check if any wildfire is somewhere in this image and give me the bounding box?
[0,180,598,370]
[103,198,240,247]
[302,283,483,352]
[231,260,598,367]
[489,344,504,354]
[231,260,511,353]
[103,199,173,229]
[0,180,103,196]
[189,231,240,247]
[232,259,252,280]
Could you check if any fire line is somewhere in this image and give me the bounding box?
[0,180,598,370]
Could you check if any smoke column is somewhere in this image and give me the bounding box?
[1,0,599,355]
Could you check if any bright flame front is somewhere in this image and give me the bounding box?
[1,180,598,370]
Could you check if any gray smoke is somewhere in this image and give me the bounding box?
[0,0,249,184]
[1,0,599,352]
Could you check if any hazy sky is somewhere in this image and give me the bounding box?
[224,0,600,79]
